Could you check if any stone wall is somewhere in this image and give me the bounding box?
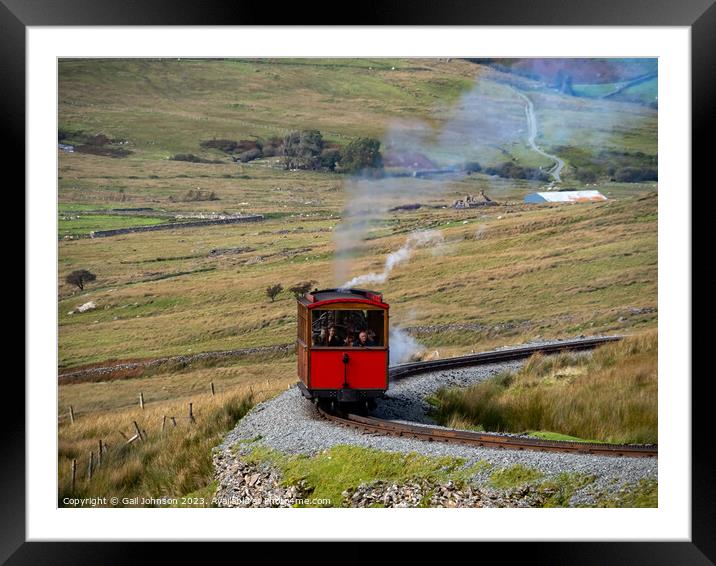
[89,214,264,238]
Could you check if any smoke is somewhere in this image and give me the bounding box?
[340,230,444,289]
[333,71,533,285]
[389,327,424,366]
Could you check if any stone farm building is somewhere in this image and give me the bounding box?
[524,190,607,204]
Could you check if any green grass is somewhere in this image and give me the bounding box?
[572,82,623,97]
[57,192,657,368]
[56,58,657,507]
[429,332,657,444]
[489,464,543,489]
[238,443,656,507]
[59,214,170,237]
[59,203,117,212]
[595,478,658,507]
[58,58,656,183]
[616,77,658,105]
[538,472,597,507]
[526,431,600,443]
[241,444,491,507]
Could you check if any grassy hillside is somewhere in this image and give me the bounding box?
[429,332,658,444]
[57,59,657,506]
[58,58,657,183]
[58,59,657,372]
[58,192,656,370]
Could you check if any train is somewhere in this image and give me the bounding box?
[296,288,389,408]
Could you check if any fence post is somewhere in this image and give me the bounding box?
[210,382,215,396]
[69,405,75,424]
[87,451,94,481]
[171,417,177,427]
[97,440,103,467]
[189,403,196,424]
[71,459,76,494]
[161,415,167,433]
[139,392,144,410]
[133,421,144,441]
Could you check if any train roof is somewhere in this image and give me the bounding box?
[299,288,388,308]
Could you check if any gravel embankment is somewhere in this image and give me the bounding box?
[214,337,657,507]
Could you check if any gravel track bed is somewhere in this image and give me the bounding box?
[215,337,657,507]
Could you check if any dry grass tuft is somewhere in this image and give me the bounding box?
[430,331,657,444]
[58,389,256,506]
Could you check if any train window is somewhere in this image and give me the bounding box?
[311,309,385,347]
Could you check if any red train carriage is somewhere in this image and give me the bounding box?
[296,288,389,405]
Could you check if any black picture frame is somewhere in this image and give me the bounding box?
[9,0,710,563]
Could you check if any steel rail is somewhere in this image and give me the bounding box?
[318,336,657,459]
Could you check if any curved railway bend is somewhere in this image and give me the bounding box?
[321,336,656,459]
[216,335,658,507]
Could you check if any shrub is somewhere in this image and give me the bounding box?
[288,280,317,299]
[171,188,219,202]
[259,137,284,158]
[65,269,97,291]
[200,139,262,154]
[236,140,261,152]
[261,145,279,157]
[200,139,238,152]
[87,133,110,146]
[266,283,283,302]
[484,162,550,182]
[236,148,262,163]
[320,148,341,171]
[614,167,658,183]
[339,137,383,174]
[169,154,222,164]
[282,130,324,170]
[575,169,598,183]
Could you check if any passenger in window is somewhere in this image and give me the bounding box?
[322,325,342,347]
[367,329,377,345]
[345,330,356,347]
[353,330,376,347]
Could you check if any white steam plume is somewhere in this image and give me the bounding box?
[340,230,443,289]
[389,327,424,366]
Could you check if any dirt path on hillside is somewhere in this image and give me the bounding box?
[511,88,564,184]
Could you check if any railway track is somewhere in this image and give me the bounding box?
[318,336,657,459]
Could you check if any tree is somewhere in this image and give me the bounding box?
[575,168,598,183]
[288,280,317,299]
[266,283,283,302]
[338,137,383,174]
[282,130,324,170]
[66,269,96,291]
[320,148,341,171]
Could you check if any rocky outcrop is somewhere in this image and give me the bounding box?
[343,479,549,508]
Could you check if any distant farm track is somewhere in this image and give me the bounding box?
[320,336,658,459]
[511,87,565,183]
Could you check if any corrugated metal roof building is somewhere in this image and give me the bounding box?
[524,190,608,204]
